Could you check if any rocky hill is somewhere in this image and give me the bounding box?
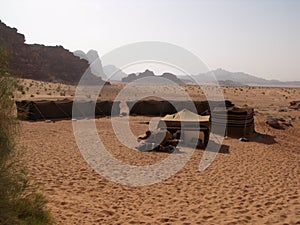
[102,64,128,81]
[122,69,184,85]
[73,50,106,78]
[0,20,108,85]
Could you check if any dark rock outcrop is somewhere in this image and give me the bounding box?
[0,20,108,85]
[266,116,292,129]
[289,101,300,110]
[266,117,283,129]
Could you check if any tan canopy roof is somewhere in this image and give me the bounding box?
[161,109,210,122]
[158,109,210,130]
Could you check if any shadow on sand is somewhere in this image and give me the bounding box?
[248,132,277,145]
[195,140,230,154]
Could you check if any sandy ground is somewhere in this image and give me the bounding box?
[18,81,300,224]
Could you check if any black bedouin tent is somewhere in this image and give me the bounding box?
[16,99,120,121]
[16,98,254,137]
[126,100,234,116]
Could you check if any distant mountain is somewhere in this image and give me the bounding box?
[72,50,87,60]
[180,68,300,86]
[103,64,127,81]
[73,51,128,81]
[209,69,267,84]
[218,80,246,86]
[73,49,105,78]
[0,20,107,85]
[122,69,184,85]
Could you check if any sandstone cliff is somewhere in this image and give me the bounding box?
[0,20,108,85]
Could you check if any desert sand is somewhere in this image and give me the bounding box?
[18,81,300,224]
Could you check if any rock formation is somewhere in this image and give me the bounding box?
[266,116,292,129]
[121,69,184,85]
[73,49,106,78]
[289,101,300,110]
[0,20,108,85]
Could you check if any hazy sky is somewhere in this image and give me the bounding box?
[1,0,299,81]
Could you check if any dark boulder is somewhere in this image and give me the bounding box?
[266,117,284,129]
[266,116,293,129]
[289,101,300,110]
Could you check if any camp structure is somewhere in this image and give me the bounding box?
[212,107,255,137]
[127,100,234,116]
[157,106,255,146]
[15,99,120,121]
[157,109,211,147]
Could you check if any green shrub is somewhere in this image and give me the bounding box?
[17,84,24,93]
[0,42,52,225]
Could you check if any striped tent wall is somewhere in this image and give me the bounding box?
[212,107,254,137]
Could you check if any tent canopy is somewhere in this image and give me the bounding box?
[162,109,210,122]
[158,109,210,131]
[158,109,211,147]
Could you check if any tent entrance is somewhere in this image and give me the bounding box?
[157,109,211,148]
